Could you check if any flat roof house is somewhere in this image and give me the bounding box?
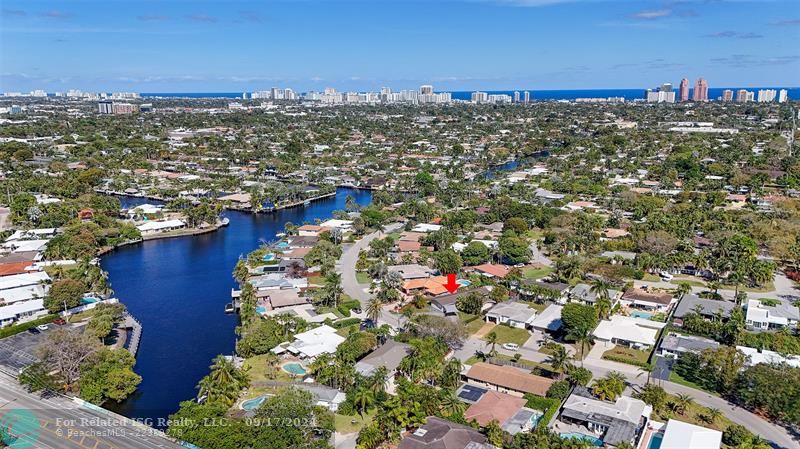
[744,298,799,331]
[463,362,555,398]
[569,283,620,306]
[658,332,720,359]
[657,419,722,449]
[593,315,666,350]
[276,325,345,359]
[517,280,570,303]
[530,304,563,332]
[673,295,735,323]
[430,287,490,316]
[485,302,537,329]
[355,340,411,393]
[556,389,650,447]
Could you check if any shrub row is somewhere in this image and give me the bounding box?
[0,315,58,339]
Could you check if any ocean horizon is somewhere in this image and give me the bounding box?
[138,87,798,101]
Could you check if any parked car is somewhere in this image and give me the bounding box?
[27,328,40,334]
[53,318,66,325]
[659,271,673,281]
[502,343,520,351]
[36,324,49,331]
[352,308,363,315]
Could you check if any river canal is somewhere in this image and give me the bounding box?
[100,187,373,424]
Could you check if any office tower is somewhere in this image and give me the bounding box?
[692,78,708,101]
[98,100,113,114]
[645,84,676,103]
[736,89,750,103]
[270,87,280,100]
[284,88,296,100]
[419,85,433,95]
[722,89,733,102]
[779,89,789,103]
[523,91,530,104]
[679,78,689,102]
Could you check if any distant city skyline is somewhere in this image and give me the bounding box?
[1,0,799,92]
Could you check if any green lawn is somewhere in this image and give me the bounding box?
[483,324,531,346]
[336,324,360,337]
[651,392,733,432]
[524,266,553,280]
[641,273,662,282]
[461,313,487,335]
[243,354,292,383]
[601,346,651,367]
[668,371,720,397]
[335,411,375,434]
[356,272,372,285]
[522,301,549,313]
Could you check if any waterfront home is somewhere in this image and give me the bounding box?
[0,298,47,327]
[657,332,720,359]
[0,252,39,277]
[257,289,308,311]
[530,304,564,333]
[273,325,345,359]
[555,388,650,447]
[136,219,186,235]
[402,276,449,297]
[464,391,526,428]
[593,315,666,350]
[285,236,319,248]
[318,219,353,233]
[249,273,308,290]
[354,340,410,393]
[744,298,799,331]
[297,224,329,237]
[672,294,735,324]
[620,288,674,313]
[0,271,50,305]
[1,239,49,254]
[463,362,554,398]
[397,416,493,449]
[295,384,347,412]
[485,302,537,329]
[5,228,58,241]
[411,223,442,233]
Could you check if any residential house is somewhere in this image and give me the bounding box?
[430,287,490,316]
[530,304,564,333]
[744,298,799,331]
[556,388,650,447]
[397,416,494,449]
[620,288,675,313]
[517,280,570,303]
[274,325,345,359]
[593,315,667,350]
[297,224,329,237]
[672,295,735,324]
[402,276,449,297]
[736,346,800,368]
[354,340,411,393]
[657,333,720,359]
[471,264,510,279]
[388,264,437,280]
[464,391,526,428]
[463,363,555,398]
[485,302,537,329]
[136,219,186,235]
[569,283,620,306]
[656,419,722,449]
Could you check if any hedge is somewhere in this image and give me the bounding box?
[337,300,361,318]
[0,315,58,339]
[332,318,361,329]
[523,394,560,429]
[601,354,651,368]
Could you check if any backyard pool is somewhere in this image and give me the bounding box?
[282,362,307,376]
[81,297,100,305]
[457,279,472,287]
[630,310,653,319]
[560,432,604,447]
[647,432,664,449]
[255,306,267,314]
[262,253,276,261]
[240,395,269,411]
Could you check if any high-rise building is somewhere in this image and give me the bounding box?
[514,91,520,103]
[98,100,114,114]
[419,85,433,95]
[779,89,789,103]
[679,78,689,102]
[270,87,280,100]
[736,89,751,103]
[645,84,676,103]
[692,78,708,101]
[523,91,530,104]
[757,89,777,103]
[721,89,734,102]
[471,91,488,103]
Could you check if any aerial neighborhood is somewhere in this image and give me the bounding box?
[0,83,798,449]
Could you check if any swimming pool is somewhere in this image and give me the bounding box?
[560,432,604,447]
[647,432,664,449]
[630,310,653,319]
[240,395,268,411]
[457,279,472,287]
[81,297,99,305]
[262,253,275,261]
[282,362,307,375]
[255,306,267,314]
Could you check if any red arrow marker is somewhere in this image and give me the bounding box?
[443,273,460,294]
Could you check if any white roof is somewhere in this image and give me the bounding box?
[0,285,49,304]
[137,219,185,232]
[318,219,353,229]
[0,298,45,321]
[129,204,163,214]
[593,315,666,346]
[1,239,49,253]
[660,419,722,449]
[411,223,442,233]
[736,345,800,368]
[0,271,50,291]
[5,228,57,241]
[531,304,563,331]
[286,325,345,358]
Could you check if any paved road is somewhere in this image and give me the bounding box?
[529,240,553,267]
[0,375,184,449]
[634,273,798,301]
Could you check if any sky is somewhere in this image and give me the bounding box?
[1,0,799,93]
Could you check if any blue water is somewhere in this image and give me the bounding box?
[240,395,269,411]
[100,187,372,425]
[560,432,604,447]
[631,310,654,319]
[648,433,664,449]
[141,87,798,101]
[282,362,307,375]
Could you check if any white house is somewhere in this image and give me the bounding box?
[318,219,353,233]
[0,298,47,327]
[736,345,800,368]
[485,302,537,329]
[659,419,722,449]
[411,223,442,233]
[276,325,345,359]
[136,219,186,235]
[744,299,799,331]
[593,315,666,350]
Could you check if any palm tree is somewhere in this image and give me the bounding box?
[595,296,612,320]
[566,328,594,366]
[366,297,383,325]
[546,344,571,377]
[705,407,722,424]
[590,279,611,302]
[353,388,375,418]
[675,281,692,298]
[440,391,467,417]
[672,393,694,415]
[321,272,344,307]
[369,366,388,394]
[636,363,655,385]
[485,331,499,357]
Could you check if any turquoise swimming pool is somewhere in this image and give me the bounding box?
[560,432,603,447]
[262,253,275,261]
[282,362,307,375]
[81,297,99,305]
[647,432,664,449]
[255,306,267,314]
[240,395,268,411]
[630,310,653,319]
[457,279,472,287]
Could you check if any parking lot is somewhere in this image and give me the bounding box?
[0,322,66,374]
